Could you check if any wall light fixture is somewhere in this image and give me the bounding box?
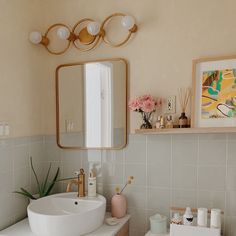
[29,13,138,55]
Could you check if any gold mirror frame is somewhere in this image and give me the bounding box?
[55,58,128,150]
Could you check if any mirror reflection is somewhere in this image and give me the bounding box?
[56,59,127,149]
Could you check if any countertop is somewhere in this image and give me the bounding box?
[0,213,130,236]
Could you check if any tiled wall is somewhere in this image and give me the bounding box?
[57,133,236,236]
[1,133,236,236]
[0,136,46,230]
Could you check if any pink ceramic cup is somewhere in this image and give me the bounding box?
[111,194,127,218]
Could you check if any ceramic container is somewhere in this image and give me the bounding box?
[111,194,127,218]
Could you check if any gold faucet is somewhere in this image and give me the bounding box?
[66,168,86,197]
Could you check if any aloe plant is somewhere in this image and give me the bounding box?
[14,156,60,200]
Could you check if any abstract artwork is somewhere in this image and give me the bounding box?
[192,56,236,127]
[201,69,236,119]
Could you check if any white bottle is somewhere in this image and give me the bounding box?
[88,171,97,197]
[210,209,221,229]
[197,208,208,227]
[183,207,193,226]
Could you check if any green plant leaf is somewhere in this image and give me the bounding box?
[14,191,34,199]
[14,188,36,200]
[30,156,41,195]
[20,188,37,199]
[45,167,60,196]
[42,163,52,193]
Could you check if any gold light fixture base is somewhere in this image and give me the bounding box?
[130,24,138,33]
[78,27,96,45]
[40,36,49,46]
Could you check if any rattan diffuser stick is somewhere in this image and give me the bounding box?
[178,88,191,113]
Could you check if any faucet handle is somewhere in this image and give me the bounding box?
[74,169,85,177]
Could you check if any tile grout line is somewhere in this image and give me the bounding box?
[145,134,148,231]
[170,135,173,216]
[196,134,199,208]
[223,133,229,235]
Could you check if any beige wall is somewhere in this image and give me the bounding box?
[41,0,236,134]
[0,0,49,137]
[1,0,236,136]
[59,66,83,133]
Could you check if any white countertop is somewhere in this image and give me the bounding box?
[0,213,130,236]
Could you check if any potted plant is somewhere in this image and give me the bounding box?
[14,156,60,201]
[111,176,134,218]
[129,95,162,129]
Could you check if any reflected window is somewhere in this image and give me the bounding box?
[84,63,113,147]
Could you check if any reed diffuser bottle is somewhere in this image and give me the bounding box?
[178,88,191,128]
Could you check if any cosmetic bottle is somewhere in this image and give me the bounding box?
[179,112,188,128]
[156,116,162,129]
[197,208,208,227]
[88,171,96,197]
[166,115,174,128]
[183,207,193,226]
[210,209,221,229]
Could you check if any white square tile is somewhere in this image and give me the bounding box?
[125,163,146,186]
[102,163,124,185]
[102,150,124,164]
[226,191,236,216]
[172,164,197,189]
[199,140,226,166]
[124,185,147,209]
[227,141,236,165]
[226,166,236,191]
[147,187,170,215]
[172,134,198,141]
[0,146,13,173]
[29,141,45,162]
[199,134,226,141]
[45,141,61,162]
[13,145,29,170]
[61,149,81,164]
[198,166,226,191]
[147,135,171,164]
[147,162,171,188]
[124,138,146,164]
[197,190,225,210]
[172,189,197,208]
[172,140,198,165]
[14,167,30,190]
[0,192,14,218]
[102,184,116,205]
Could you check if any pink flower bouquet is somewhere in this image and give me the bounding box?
[129,95,162,129]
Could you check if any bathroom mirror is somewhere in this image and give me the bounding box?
[56,58,127,149]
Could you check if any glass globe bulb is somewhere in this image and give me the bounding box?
[121,15,135,30]
[87,22,101,36]
[57,27,71,40]
[29,31,42,44]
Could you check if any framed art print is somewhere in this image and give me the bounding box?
[192,56,236,128]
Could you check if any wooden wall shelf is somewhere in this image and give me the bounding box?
[135,127,236,135]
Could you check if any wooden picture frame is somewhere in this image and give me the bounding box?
[192,55,236,128]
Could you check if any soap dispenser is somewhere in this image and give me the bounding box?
[88,171,97,197]
[183,207,193,226]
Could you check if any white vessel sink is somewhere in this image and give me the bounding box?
[27,192,106,236]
